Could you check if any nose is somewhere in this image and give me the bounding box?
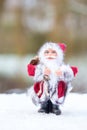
[49,52,52,56]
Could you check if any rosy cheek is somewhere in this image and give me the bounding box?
[44,54,48,57]
[55,53,57,56]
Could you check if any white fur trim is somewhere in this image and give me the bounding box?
[34,64,44,82]
[58,96,65,103]
[60,64,74,82]
[51,93,65,105]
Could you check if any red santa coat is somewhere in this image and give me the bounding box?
[27,64,78,103]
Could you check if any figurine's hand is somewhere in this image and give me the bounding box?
[44,67,51,75]
[55,69,63,76]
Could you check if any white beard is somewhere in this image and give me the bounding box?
[41,55,63,73]
[43,59,60,73]
[41,57,63,89]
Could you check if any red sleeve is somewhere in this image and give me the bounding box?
[71,66,78,77]
[27,64,36,76]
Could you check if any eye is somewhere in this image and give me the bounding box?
[52,50,56,53]
[44,50,49,54]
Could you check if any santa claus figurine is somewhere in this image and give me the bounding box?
[27,42,78,115]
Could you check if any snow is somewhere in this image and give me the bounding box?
[0,92,87,130]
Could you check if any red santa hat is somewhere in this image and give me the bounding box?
[58,43,67,52]
[38,42,66,63]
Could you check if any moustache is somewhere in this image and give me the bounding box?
[45,55,57,59]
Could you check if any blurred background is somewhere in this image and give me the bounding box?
[0,0,87,94]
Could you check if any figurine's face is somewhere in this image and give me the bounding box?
[44,48,57,60]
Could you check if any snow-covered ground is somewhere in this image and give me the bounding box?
[0,92,87,130]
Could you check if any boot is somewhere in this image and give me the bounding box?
[38,101,49,113]
[47,100,53,113]
[52,104,61,115]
